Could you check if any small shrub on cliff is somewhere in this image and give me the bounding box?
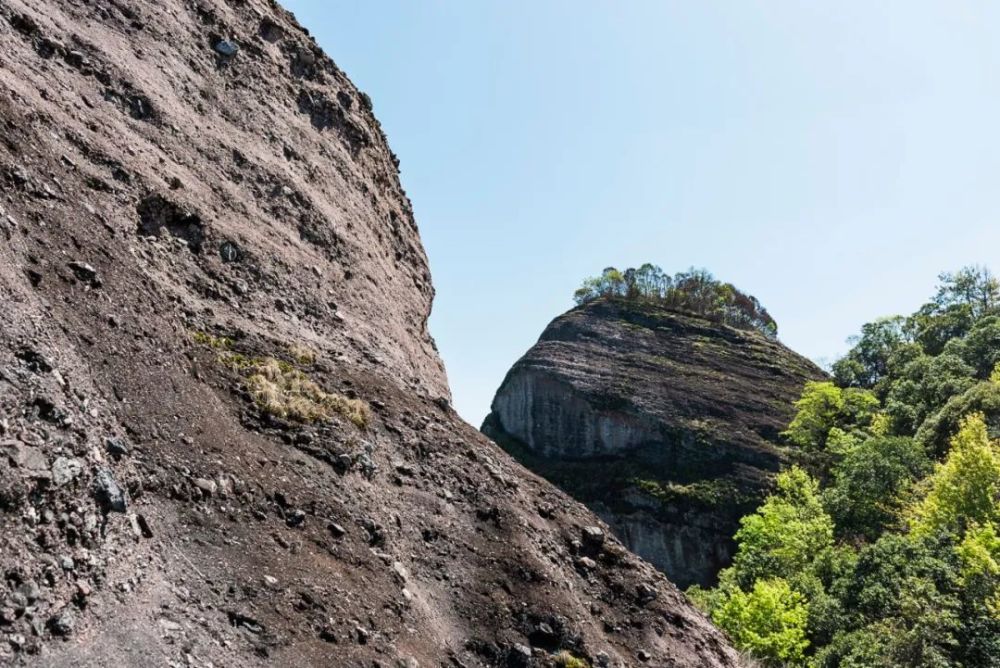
[191,330,233,350]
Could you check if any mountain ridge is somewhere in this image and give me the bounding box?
[0,1,739,666]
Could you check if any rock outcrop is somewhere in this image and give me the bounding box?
[483,299,825,587]
[0,1,740,666]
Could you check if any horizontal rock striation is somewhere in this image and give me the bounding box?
[484,298,825,587]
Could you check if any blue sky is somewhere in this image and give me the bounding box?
[284,1,1000,425]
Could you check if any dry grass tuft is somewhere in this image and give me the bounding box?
[553,652,590,668]
[244,358,370,427]
[288,342,318,365]
[195,336,368,428]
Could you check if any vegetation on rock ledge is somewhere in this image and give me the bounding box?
[573,265,778,337]
[192,331,370,428]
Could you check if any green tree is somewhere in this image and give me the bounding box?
[915,382,1000,456]
[883,353,976,436]
[959,315,1000,378]
[727,467,834,587]
[835,532,961,668]
[907,266,1000,355]
[832,316,910,390]
[783,382,879,450]
[910,413,1000,537]
[712,578,810,666]
[955,522,1000,667]
[932,265,1000,319]
[572,264,778,336]
[823,435,931,540]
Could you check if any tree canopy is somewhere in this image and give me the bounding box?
[573,264,778,337]
[693,265,1000,667]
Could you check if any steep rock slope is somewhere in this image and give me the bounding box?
[483,299,824,587]
[0,1,739,666]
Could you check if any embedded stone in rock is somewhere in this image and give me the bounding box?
[258,19,284,43]
[136,514,154,538]
[136,194,205,253]
[93,468,127,512]
[51,457,83,486]
[33,397,69,426]
[12,445,50,478]
[67,261,99,285]
[48,609,75,636]
[193,478,217,497]
[507,644,533,668]
[219,240,242,263]
[214,40,239,57]
[7,594,27,613]
[17,581,40,603]
[104,436,129,459]
[637,583,658,605]
[15,347,52,373]
[581,526,605,548]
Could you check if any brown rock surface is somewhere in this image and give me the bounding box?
[483,298,825,588]
[0,1,739,666]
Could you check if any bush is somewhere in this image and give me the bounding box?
[713,578,810,666]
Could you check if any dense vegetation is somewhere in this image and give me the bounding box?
[690,266,1000,667]
[574,265,778,337]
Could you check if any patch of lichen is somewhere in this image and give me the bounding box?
[194,333,369,429]
[633,477,746,508]
[484,415,746,513]
[191,330,234,350]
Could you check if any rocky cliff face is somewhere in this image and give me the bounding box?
[0,2,739,666]
[483,299,825,588]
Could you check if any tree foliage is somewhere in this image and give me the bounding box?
[824,435,930,540]
[908,413,1000,537]
[573,264,778,336]
[713,578,811,666]
[728,467,835,587]
[695,266,1000,667]
[783,381,879,450]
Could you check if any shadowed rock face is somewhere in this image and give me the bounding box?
[483,299,825,588]
[0,1,739,666]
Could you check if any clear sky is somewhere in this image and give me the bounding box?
[284,1,1000,425]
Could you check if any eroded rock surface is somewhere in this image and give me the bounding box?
[0,1,739,665]
[483,299,825,587]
